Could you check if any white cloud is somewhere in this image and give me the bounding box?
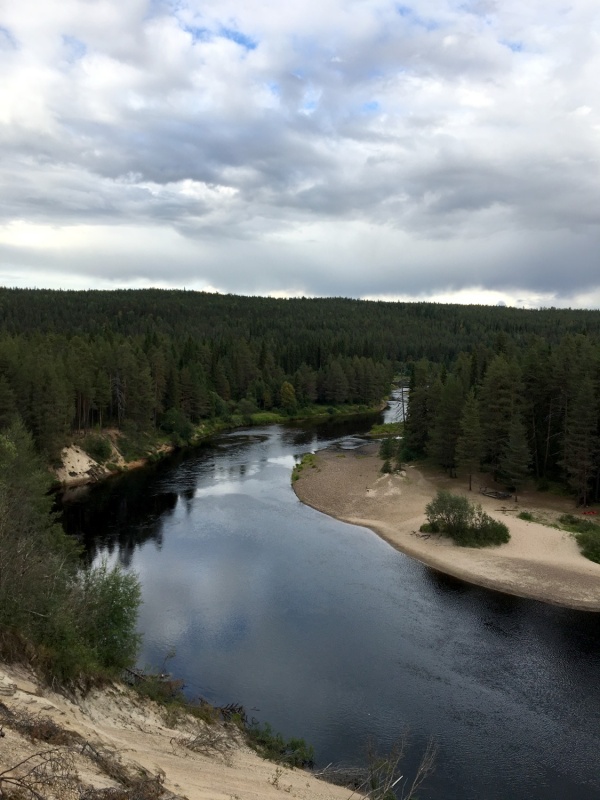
[1,0,600,305]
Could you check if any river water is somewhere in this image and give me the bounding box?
[61,398,600,800]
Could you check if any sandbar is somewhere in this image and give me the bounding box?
[293,443,600,611]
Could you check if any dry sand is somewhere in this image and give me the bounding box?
[0,664,357,800]
[293,443,600,611]
[55,436,174,489]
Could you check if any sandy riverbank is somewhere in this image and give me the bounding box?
[0,663,357,800]
[293,443,600,611]
[54,437,175,489]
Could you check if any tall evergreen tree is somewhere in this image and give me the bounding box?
[499,414,531,502]
[561,375,599,506]
[427,375,465,474]
[455,389,483,491]
[479,354,523,478]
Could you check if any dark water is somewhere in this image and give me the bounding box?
[61,409,600,800]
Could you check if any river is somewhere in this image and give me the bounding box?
[61,399,600,800]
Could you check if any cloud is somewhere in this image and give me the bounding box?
[1,0,600,305]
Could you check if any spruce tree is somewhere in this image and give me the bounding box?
[455,389,483,491]
[427,375,465,475]
[561,375,599,506]
[499,414,531,502]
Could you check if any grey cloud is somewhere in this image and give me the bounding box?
[2,0,600,306]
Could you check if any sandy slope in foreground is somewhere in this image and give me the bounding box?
[0,665,355,800]
[293,443,600,611]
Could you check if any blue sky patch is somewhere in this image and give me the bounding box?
[0,26,17,50]
[62,35,87,62]
[361,101,381,114]
[501,39,523,52]
[220,27,257,50]
[395,4,439,31]
[183,25,211,43]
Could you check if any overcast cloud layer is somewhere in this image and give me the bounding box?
[1,0,600,306]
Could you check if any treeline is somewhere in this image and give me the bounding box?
[3,288,600,362]
[403,334,600,505]
[2,288,600,470]
[0,332,392,457]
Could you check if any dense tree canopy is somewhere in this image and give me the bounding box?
[402,330,600,505]
[0,288,599,507]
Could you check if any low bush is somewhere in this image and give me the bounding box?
[518,511,534,521]
[423,490,510,547]
[81,434,113,464]
[370,421,404,437]
[557,514,600,563]
[159,409,194,444]
[246,721,314,768]
[291,453,317,481]
[558,513,599,534]
[574,529,600,563]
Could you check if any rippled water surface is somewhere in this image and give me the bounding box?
[62,406,600,800]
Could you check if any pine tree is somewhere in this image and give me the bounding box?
[561,375,599,506]
[455,389,483,491]
[499,414,531,502]
[427,375,465,474]
[479,354,522,478]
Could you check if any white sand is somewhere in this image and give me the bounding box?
[293,444,600,611]
[0,663,356,800]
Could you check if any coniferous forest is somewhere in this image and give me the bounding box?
[0,287,600,505]
[2,286,600,678]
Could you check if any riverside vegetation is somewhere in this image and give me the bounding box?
[420,490,510,547]
[0,419,141,683]
[4,288,600,794]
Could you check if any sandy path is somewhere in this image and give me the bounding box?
[293,443,600,611]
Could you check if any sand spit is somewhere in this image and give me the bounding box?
[293,444,600,611]
[0,663,358,800]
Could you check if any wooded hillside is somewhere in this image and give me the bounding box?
[1,287,599,512]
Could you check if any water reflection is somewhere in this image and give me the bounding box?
[59,414,600,800]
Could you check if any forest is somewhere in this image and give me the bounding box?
[0,287,599,507]
[402,335,600,508]
[2,287,600,678]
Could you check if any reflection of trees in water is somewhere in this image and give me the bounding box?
[289,410,383,445]
[59,466,179,567]
[58,415,382,568]
[59,442,220,566]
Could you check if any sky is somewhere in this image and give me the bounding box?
[1,0,600,308]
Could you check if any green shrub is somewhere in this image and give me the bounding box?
[518,511,534,521]
[557,513,600,563]
[425,491,474,536]
[419,521,440,534]
[370,422,404,437]
[379,437,395,460]
[246,721,314,768]
[574,529,600,563]
[291,453,317,482]
[381,459,392,474]
[0,420,142,683]
[118,426,154,462]
[558,513,600,534]
[424,490,510,547]
[159,409,194,444]
[81,434,112,464]
[78,562,142,671]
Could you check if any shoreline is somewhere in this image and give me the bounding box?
[54,405,385,491]
[0,663,357,800]
[293,444,600,612]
